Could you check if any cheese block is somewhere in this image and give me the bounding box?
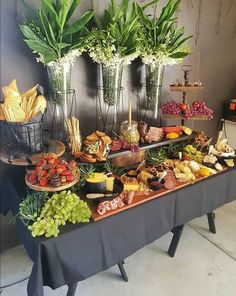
[124,183,140,191]
[106,177,114,192]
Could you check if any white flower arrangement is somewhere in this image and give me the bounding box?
[141,46,191,71]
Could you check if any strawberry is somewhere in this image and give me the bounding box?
[35,160,43,167]
[49,168,57,174]
[38,169,47,177]
[66,174,75,182]
[27,173,38,183]
[39,177,49,187]
[61,170,71,176]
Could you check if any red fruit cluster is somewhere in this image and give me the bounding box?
[26,153,78,187]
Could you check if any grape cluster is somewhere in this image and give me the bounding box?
[184,102,213,119]
[28,191,91,238]
[183,145,203,162]
[161,101,181,115]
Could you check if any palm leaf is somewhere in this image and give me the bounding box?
[66,0,81,24]
[41,0,60,27]
[63,10,95,36]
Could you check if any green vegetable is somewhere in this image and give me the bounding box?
[135,0,192,66]
[17,191,49,226]
[19,0,95,64]
[145,147,167,166]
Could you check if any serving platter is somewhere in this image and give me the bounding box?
[91,168,227,221]
[0,140,65,166]
[25,173,80,192]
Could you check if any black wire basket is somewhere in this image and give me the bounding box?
[0,118,43,155]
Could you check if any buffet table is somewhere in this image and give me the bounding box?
[1,162,236,296]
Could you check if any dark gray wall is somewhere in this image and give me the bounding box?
[1,0,236,252]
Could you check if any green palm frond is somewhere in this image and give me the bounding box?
[19,0,95,64]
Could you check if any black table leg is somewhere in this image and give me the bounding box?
[66,282,78,296]
[207,212,216,234]
[117,261,128,282]
[168,225,184,258]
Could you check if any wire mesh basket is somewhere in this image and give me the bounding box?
[0,119,43,154]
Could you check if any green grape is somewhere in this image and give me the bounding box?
[28,191,91,238]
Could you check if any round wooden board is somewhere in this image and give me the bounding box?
[0,140,65,166]
[25,173,80,192]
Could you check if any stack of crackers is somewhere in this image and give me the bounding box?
[76,131,112,163]
[0,80,47,122]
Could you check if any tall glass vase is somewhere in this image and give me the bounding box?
[50,90,76,142]
[46,61,75,142]
[101,64,123,106]
[47,61,72,95]
[145,64,165,125]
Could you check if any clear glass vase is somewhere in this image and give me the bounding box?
[146,64,165,123]
[50,90,76,142]
[101,64,123,106]
[47,61,72,97]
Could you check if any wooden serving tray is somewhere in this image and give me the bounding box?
[0,140,65,166]
[91,169,227,221]
[25,173,80,192]
[162,114,210,121]
[170,85,204,92]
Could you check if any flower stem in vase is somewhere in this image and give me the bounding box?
[128,99,132,125]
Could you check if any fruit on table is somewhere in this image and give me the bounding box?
[161,101,181,115]
[26,154,79,188]
[198,167,211,177]
[192,100,200,110]
[179,103,188,112]
[181,126,192,135]
[166,132,179,139]
[28,191,91,237]
[183,145,203,162]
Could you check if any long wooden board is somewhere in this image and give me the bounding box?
[91,169,227,221]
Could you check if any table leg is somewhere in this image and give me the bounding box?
[117,261,128,282]
[168,225,184,258]
[66,282,78,296]
[207,212,216,234]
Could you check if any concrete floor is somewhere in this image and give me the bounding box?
[1,201,236,296]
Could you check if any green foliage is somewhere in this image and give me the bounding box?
[88,0,140,65]
[17,191,49,226]
[145,147,168,166]
[19,0,95,64]
[135,0,192,65]
[103,161,125,177]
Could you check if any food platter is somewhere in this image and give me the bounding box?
[0,140,65,166]
[91,168,227,221]
[25,173,80,192]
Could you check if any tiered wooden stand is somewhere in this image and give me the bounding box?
[162,65,209,125]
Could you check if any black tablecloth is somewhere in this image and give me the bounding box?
[1,161,236,296]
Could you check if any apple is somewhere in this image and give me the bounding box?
[192,100,200,110]
[179,103,188,112]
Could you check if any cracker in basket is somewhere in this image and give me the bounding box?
[21,85,38,99]
[0,104,6,121]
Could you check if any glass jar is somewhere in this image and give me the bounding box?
[120,121,140,145]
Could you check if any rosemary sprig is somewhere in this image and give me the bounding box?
[16,191,49,226]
